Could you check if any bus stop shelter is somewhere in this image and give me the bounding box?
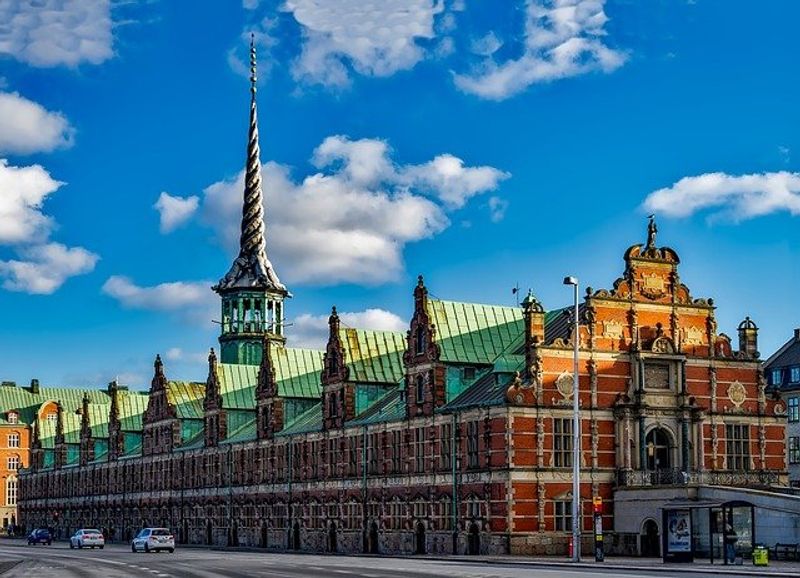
[661,499,755,564]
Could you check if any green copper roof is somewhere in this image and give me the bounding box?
[218,364,258,409]
[347,387,405,427]
[278,402,322,436]
[339,328,406,384]
[222,417,257,445]
[426,299,523,364]
[87,402,109,438]
[118,391,149,432]
[166,381,205,419]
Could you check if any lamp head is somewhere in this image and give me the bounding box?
[563,276,578,286]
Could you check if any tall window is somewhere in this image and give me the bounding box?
[348,436,357,477]
[327,438,337,477]
[792,367,800,384]
[328,392,338,418]
[415,326,426,355]
[772,369,782,386]
[789,397,799,423]
[391,430,402,473]
[7,433,19,448]
[368,433,379,474]
[415,375,425,404]
[726,424,750,471]
[7,456,19,471]
[414,427,426,473]
[554,499,572,532]
[466,421,479,469]
[5,477,16,507]
[789,437,800,465]
[553,418,573,468]
[440,423,452,470]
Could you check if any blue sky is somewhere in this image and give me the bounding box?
[1,0,798,389]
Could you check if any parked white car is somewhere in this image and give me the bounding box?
[70,528,105,549]
[131,528,175,553]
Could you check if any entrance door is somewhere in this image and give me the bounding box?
[260,523,268,549]
[468,523,480,555]
[415,522,426,555]
[645,428,671,479]
[369,522,379,554]
[328,523,338,553]
[641,519,660,557]
[206,520,213,545]
[292,522,301,550]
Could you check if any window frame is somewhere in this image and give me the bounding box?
[7,432,20,449]
[554,499,572,532]
[553,417,573,468]
[725,424,751,471]
[788,397,799,423]
[789,436,800,465]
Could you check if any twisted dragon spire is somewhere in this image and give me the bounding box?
[215,34,286,293]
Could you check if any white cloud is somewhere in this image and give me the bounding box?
[454,0,626,100]
[227,18,278,81]
[102,275,216,317]
[488,196,509,222]
[643,171,800,221]
[243,0,261,9]
[202,135,508,285]
[0,0,113,67]
[0,160,61,244]
[470,31,503,56]
[0,92,74,155]
[164,347,208,365]
[154,192,199,233]
[290,308,407,349]
[283,0,445,87]
[0,242,98,294]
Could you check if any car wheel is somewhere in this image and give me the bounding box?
[70,542,74,549]
[168,548,175,554]
[100,545,104,549]
[131,544,137,553]
[144,544,150,553]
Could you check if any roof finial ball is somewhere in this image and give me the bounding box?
[249,33,257,96]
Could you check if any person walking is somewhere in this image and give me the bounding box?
[724,522,738,564]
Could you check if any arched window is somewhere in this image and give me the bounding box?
[415,375,425,404]
[6,477,17,506]
[7,432,19,448]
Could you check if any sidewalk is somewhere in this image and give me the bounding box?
[441,554,800,577]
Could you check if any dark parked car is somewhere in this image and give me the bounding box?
[27,528,52,545]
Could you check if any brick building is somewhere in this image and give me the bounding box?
[765,328,800,487]
[17,44,788,556]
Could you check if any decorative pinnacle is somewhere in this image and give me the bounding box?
[250,33,257,96]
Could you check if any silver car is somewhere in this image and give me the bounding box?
[70,528,105,549]
[131,528,175,553]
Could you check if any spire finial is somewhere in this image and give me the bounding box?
[646,214,657,249]
[250,33,257,97]
[213,32,285,294]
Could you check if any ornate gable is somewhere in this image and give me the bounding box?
[107,385,124,460]
[256,338,283,439]
[204,348,227,447]
[79,393,95,466]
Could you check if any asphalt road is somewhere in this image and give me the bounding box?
[0,543,768,578]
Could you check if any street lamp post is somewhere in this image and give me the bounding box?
[563,276,581,562]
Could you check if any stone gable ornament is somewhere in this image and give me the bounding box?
[602,320,624,340]
[727,381,746,408]
[556,371,574,400]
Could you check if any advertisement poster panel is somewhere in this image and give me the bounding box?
[666,509,691,553]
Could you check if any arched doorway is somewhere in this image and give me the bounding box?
[328,523,338,553]
[292,522,301,551]
[641,519,660,557]
[206,520,213,546]
[467,523,480,555]
[645,428,671,471]
[415,522,426,555]
[260,522,268,549]
[368,522,379,554]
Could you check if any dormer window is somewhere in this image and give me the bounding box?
[791,367,800,384]
[463,367,476,381]
[46,413,57,422]
[7,412,18,425]
[415,326,426,355]
[772,369,783,386]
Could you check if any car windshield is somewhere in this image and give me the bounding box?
[84,529,101,534]
[136,530,149,538]
[151,529,170,536]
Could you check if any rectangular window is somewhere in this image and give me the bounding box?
[7,413,17,425]
[7,433,19,448]
[440,423,452,470]
[368,433,379,474]
[466,421,479,469]
[553,418,573,468]
[725,424,750,471]
[391,430,402,473]
[772,369,783,386]
[7,456,19,471]
[328,438,337,477]
[554,500,572,532]
[789,437,800,465]
[792,367,800,384]
[348,436,357,477]
[463,367,476,381]
[789,398,799,423]
[415,427,426,473]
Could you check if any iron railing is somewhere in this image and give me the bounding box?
[616,468,781,488]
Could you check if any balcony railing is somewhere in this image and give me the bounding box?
[616,468,781,488]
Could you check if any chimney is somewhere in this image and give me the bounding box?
[795,328,800,342]
[30,378,39,394]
